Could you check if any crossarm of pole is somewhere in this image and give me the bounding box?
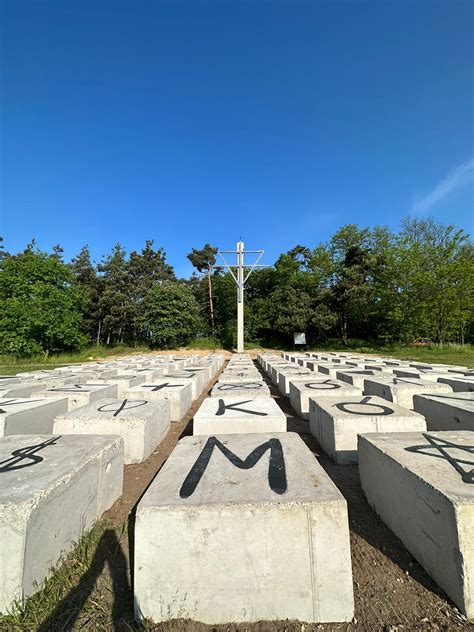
[216,251,239,286]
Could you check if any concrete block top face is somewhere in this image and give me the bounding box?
[0,397,68,416]
[313,395,424,421]
[212,382,270,396]
[138,432,345,509]
[358,431,474,502]
[43,383,114,395]
[413,392,474,412]
[291,378,359,394]
[0,433,123,504]
[127,382,190,395]
[55,397,170,421]
[194,397,285,422]
[365,376,453,391]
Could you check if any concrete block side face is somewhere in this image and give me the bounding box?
[135,503,353,625]
[96,438,124,515]
[358,436,467,616]
[0,517,27,612]
[413,395,474,432]
[22,462,101,602]
[455,504,474,619]
[1,398,69,436]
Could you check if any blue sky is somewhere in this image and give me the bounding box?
[1,0,472,278]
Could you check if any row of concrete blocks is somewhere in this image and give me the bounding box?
[0,353,225,614]
[0,354,226,463]
[134,353,355,624]
[263,352,474,620]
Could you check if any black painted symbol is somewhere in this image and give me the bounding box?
[0,399,43,413]
[0,436,60,473]
[179,436,287,498]
[49,384,89,392]
[333,396,394,416]
[406,434,474,484]
[216,399,267,416]
[217,383,262,391]
[97,399,148,417]
[304,380,340,390]
[143,383,184,391]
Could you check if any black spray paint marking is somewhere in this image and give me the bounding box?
[406,434,474,484]
[216,399,268,416]
[0,436,61,473]
[142,383,184,391]
[97,399,148,417]
[179,436,287,498]
[333,396,394,416]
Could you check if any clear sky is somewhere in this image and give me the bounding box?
[1,0,472,277]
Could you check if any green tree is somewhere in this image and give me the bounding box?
[0,247,86,354]
[70,245,103,345]
[140,282,203,348]
[98,244,133,345]
[187,244,218,332]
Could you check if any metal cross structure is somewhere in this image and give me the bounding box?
[215,241,270,353]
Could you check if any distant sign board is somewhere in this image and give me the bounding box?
[294,333,306,345]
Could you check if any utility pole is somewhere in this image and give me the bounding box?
[216,241,269,353]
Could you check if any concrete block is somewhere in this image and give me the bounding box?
[0,383,50,398]
[53,398,170,464]
[358,431,474,620]
[289,379,361,420]
[363,376,453,409]
[336,370,392,390]
[218,371,263,384]
[193,397,286,435]
[125,382,193,422]
[437,376,474,392]
[162,371,202,399]
[317,364,360,378]
[87,375,145,398]
[211,381,271,398]
[0,434,123,613]
[134,432,354,624]
[413,392,474,431]
[278,369,314,397]
[37,383,118,411]
[0,397,68,437]
[0,377,20,386]
[309,396,426,464]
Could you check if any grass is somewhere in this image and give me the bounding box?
[0,344,151,376]
[0,520,143,631]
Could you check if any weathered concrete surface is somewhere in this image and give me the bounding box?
[53,398,170,464]
[218,371,263,384]
[278,369,314,397]
[125,382,192,422]
[210,382,271,398]
[290,379,361,420]
[309,396,426,464]
[0,383,52,399]
[193,397,286,435]
[88,375,145,398]
[363,376,453,409]
[437,376,474,393]
[0,434,123,613]
[0,397,68,437]
[413,392,474,431]
[134,432,354,624]
[336,370,392,391]
[358,431,474,620]
[36,383,118,411]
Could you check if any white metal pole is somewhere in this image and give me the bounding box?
[237,240,244,352]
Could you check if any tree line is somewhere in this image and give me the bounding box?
[0,217,472,355]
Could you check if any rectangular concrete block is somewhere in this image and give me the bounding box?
[363,376,453,409]
[193,397,286,435]
[358,431,474,620]
[289,379,361,420]
[37,383,119,411]
[125,382,193,422]
[218,371,263,384]
[134,432,354,624]
[336,370,392,391]
[309,395,426,464]
[437,376,474,392]
[0,397,68,437]
[89,375,145,397]
[162,371,202,399]
[53,397,170,464]
[0,433,124,613]
[211,381,271,398]
[413,392,474,431]
[278,369,314,397]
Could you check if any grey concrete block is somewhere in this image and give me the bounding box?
[54,398,170,464]
[363,377,453,409]
[289,379,361,420]
[125,382,193,422]
[193,397,286,435]
[413,392,474,431]
[211,382,271,398]
[358,431,474,620]
[437,376,474,393]
[36,383,119,411]
[0,434,123,613]
[309,396,426,464]
[134,432,354,624]
[0,397,68,437]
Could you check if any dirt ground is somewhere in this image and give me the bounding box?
[44,352,474,631]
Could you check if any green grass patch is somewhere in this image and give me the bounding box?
[185,337,225,350]
[0,520,139,631]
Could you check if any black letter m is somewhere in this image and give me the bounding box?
[179,436,287,498]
